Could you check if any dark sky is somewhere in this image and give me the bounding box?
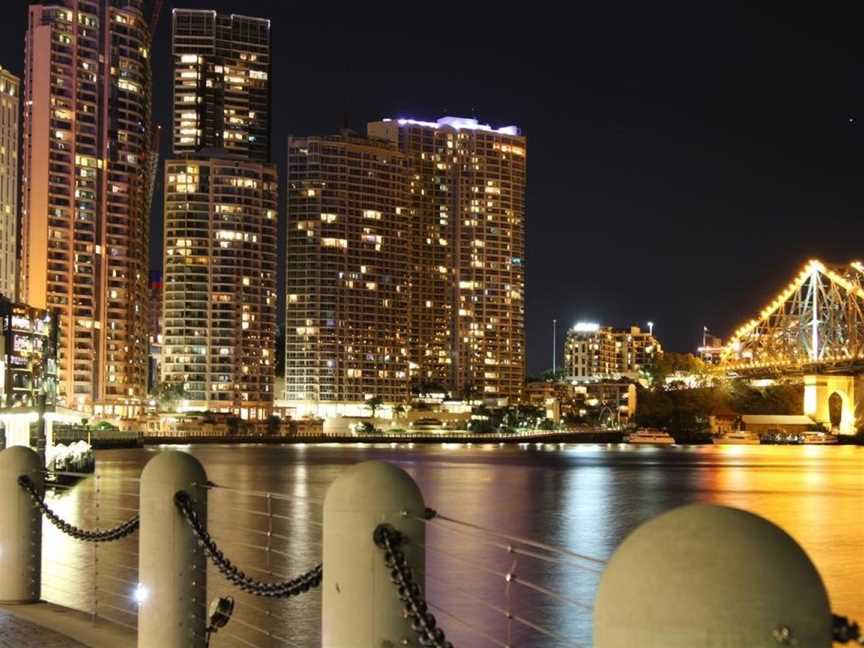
[4,1,864,374]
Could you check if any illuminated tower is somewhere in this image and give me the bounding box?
[0,67,18,300]
[22,1,159,415]
[284,134,411,411]
[162,158,278,419]
[171,9,271,161]
[162,9,277,419]
[368,117,527,401]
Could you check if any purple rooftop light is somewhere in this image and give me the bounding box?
[383,116,520,136]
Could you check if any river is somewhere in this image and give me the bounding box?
[40,443,863,647]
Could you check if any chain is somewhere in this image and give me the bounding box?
[373,524,454,648]
[834,615,864,645]
[174,490,322,598]
[17,475,139,542]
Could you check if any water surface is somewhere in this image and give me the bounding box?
[41,444,864,646]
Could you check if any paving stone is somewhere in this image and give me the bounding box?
[0,609,87,648]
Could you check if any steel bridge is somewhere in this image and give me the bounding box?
[721,259,864,433]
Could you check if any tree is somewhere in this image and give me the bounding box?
[365,395,384,418]
[266,415,281,435]
[393,404,406,419]
[461,383,480,403]
[644,352,709,390]
[155,382,186,412]
[226,416,241,436]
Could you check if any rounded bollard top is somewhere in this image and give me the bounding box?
[140,450,206,487]
[594,503,832,648]
[324,460,425,515]
[0,445,42,475]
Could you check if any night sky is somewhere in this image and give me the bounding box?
[4,2,864,374]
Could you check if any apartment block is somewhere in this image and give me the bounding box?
[171,9,271,162]
[368,117,527,401]
[284,134,411,409]
[161,157,278,419]
[565,323,661,381]
[0,68,18,300]
[162,8,277,419]
[22,0,158,415]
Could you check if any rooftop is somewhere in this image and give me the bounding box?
[382,116,520,136]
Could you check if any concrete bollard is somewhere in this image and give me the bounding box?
[0,446,43,603]
[594,503,832,647]
[138,451,207,648]
[323,460,426,647]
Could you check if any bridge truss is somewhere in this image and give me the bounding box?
[722,260,864,374]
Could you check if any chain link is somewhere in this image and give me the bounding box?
[834,615,864,645]
[374,524,454,648]
[174,490,322,598]
[17,475,139,542]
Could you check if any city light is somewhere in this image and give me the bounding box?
[572,322,600,332]
[384,116,520,135]
[134,583,149,604]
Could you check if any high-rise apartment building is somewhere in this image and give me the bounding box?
[564,323,661,381]
[161,9,276,419]
[368,117,527,401]
[284,134,411,410]
[161,158,277,419]
[0,68,19,301]
[22,1,159,415]
[147,270,162,392]
[171,9,271,161]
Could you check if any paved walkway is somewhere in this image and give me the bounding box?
[0,609,86,648]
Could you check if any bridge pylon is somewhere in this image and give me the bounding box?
[803,373,863,435]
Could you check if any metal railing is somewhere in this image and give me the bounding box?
[39,470,142,633]
[0,448,857,648]
[187,482,324,648]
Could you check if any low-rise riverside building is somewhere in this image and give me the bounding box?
[564,323,661,381]
[0,298,58,410]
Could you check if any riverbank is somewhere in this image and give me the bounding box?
[139,432,864,445]
[140,430,625,446]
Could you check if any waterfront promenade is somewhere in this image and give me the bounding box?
[0,608,84,648]
[0,603,134,648]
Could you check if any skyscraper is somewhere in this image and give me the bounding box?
[162,9,277,419]
[22,1,159,415]
[0,67,18,300]
[368,117,527,401]
[284,134,412,412]
[162,158,277,419]
[171,9,271,162]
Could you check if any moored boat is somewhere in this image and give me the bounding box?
[801,432,839,445]
[624,429,675,445]
[713,431,760,445]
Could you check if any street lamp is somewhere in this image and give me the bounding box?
[552,319,558,374]
[647,321,654,336]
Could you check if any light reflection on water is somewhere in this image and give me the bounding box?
[40,444,863,647]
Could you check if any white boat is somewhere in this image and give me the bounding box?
[712,430,760,445]
[624,429,675,445]
[801,432,839,445]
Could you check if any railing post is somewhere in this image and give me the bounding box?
[138,451,207,648]
[594,503,832,647]
[323,460,426,647]
[0,446,42,603]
